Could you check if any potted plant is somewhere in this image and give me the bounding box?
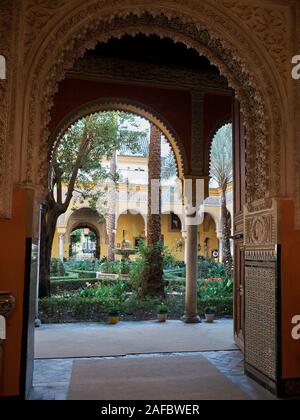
[157,303,168,323]
[204,306,216,323]
[107,301,121,325]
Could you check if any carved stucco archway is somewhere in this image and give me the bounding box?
[50,98,187,179]
[18,3,288,216]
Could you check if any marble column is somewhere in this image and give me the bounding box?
[182,230,188,264]
[182,221,201,323]
[182,177,205,324]
[59,234,65,262]
[217,230,223,263]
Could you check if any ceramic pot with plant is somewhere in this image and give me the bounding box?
[157,304,168,323]
[204,307,216,323]
[107,301,120,325]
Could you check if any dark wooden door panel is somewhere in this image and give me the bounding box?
[232,98,246,352]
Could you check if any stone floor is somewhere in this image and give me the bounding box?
[30,320,276,400]
[29,351,275,400]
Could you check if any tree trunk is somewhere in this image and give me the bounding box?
[39,205,61,298]
[221,187,233,278]
[143,124,164,297]
[147,124,162,246]
[107,151,117,262]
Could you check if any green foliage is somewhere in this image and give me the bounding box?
[64,259,104,272]
[50,258,66,277]
[100,260,132,275]
[161,150,177,180]
[157,303,168,314]
[163,248,178,269]
[70,230,82,244]
[39,294,232,324]
[51,278,103,294]
[54,112,147,212]
[197,257,226,278]
[210,123,233,189]
[106,300,121,316]
[197,277,233,301]
[204,306,217,315]
[77,280,127,301]
[129,242,164,298]
[199,298,232,317]
[42,255,234,323]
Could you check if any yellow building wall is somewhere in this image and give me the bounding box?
[116,212,145,244]
[161,214,219,262]
[51,230,59,258]
[101,244,108,259]
[161,215,185,261]
[198,215,219,259]
[52,213,219,262]
[51,231,71,260]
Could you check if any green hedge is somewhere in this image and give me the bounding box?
[67,270,97,279]
[50,272,78,281]
[39,295,232,324]
[198,297,233,317]
[50,278,117,293]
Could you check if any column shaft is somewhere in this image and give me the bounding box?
[59,234,65,262]
[182,223,201,323]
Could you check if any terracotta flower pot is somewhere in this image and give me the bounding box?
[205,314,215,323]
[157,313,168,323]
[107,315,119,325]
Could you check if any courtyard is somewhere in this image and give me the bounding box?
[1,0,300,401]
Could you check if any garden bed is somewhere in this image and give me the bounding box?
[45,257,233,323]
[39,294,232,324]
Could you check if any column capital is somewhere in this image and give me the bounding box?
[57,227,66,236]
[182,177,206,224]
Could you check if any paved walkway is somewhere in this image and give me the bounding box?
[35,319,236,359]
[30,351,275,400]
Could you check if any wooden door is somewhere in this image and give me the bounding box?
[232,99,246,352]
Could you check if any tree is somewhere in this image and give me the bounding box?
[141,124,164,297]
[210,123,233,278]
[106,150,117,262]
[161,149,177,181]
[39,111,146,298]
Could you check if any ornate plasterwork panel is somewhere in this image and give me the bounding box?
[0,0,290,219]
[24,0,71,58]
[219,0,290,85]
[0,1,15,219]
[23,8,274,205]
[71,56,229,93]
[244,204,278,248]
